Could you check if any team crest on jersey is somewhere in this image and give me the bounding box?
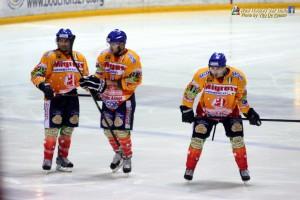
[232,72,243,80]
[128,53,136,64]
[199,71,210,78]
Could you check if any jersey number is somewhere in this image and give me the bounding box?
[64,74,75,87]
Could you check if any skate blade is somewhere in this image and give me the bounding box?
[56,165,73,172]
[112,160,124,173]
[44,170,53,175]
[243,180,250,185]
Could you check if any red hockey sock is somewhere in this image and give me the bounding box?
[58,135,71,158]
[119,136,132,158]
[107,136,120,152]
[233,146,248,170]
[44,136,57,160]
[186,147,202,170]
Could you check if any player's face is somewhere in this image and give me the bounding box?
[57,38,71,53]
[209,66,227,78]
[109,42,125,56]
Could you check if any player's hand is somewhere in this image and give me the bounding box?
[79,75,106,93]
[180,105,194,123]
[38,82,54,100]
[244,108,261,126]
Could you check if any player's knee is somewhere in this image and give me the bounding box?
[230,136,245,148]
[115,130,130,138]
[45,128,60,137]
[231,122,243,132]
[52,115,62,125]
[61,126,74,136]
[69,115,79,125]
[190,138,205,150]
[104,129,113,138]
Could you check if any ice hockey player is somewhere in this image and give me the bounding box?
[80,29,142,173]
[180,52,261,182]
[31,28,89,172]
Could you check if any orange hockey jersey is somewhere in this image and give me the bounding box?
[31,50,89,94]
[182,66,250,117]
[95,48,142,110]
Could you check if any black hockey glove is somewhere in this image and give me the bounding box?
[180,105,194,123]
[79,75,106,93]
[244,108,261,126]
[38,82,54,100]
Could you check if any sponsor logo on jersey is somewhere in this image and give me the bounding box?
[203,108,233,117]
[53,61,83,72]
[103,62,126,75]
[204,84,237,95]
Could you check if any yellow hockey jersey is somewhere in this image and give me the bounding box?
[31,49,89,94]
[95,48,142,110]
[182,66,250,117]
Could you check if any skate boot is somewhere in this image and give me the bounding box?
[42,159,52,171]
[56,156,73,172]
[122,157,131,173]
[110,151,123,172]
[240,169,250,182]
[184,169,194,181]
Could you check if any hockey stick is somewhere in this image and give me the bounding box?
[195,117,300,123]
[68,35,121,147]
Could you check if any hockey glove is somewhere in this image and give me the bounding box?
[79,75,106,93]
[38,82,54,100]
[244,108,261,126]
[180,105,194,123]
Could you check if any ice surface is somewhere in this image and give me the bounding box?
[0,11,300,200]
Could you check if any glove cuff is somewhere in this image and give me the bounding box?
[38,82,46,91]
[180,105,193,113]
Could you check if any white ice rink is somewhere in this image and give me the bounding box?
[1,10,300,200]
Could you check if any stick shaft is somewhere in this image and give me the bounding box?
[196,117,300,123]
[69,40,120,147]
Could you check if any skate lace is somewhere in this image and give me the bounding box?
[185,169,194,176]
[123,158,131,168]
[57,157,71,165]
[240,170,249,177]
[62,157,71,164]
[43,159,52,166]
